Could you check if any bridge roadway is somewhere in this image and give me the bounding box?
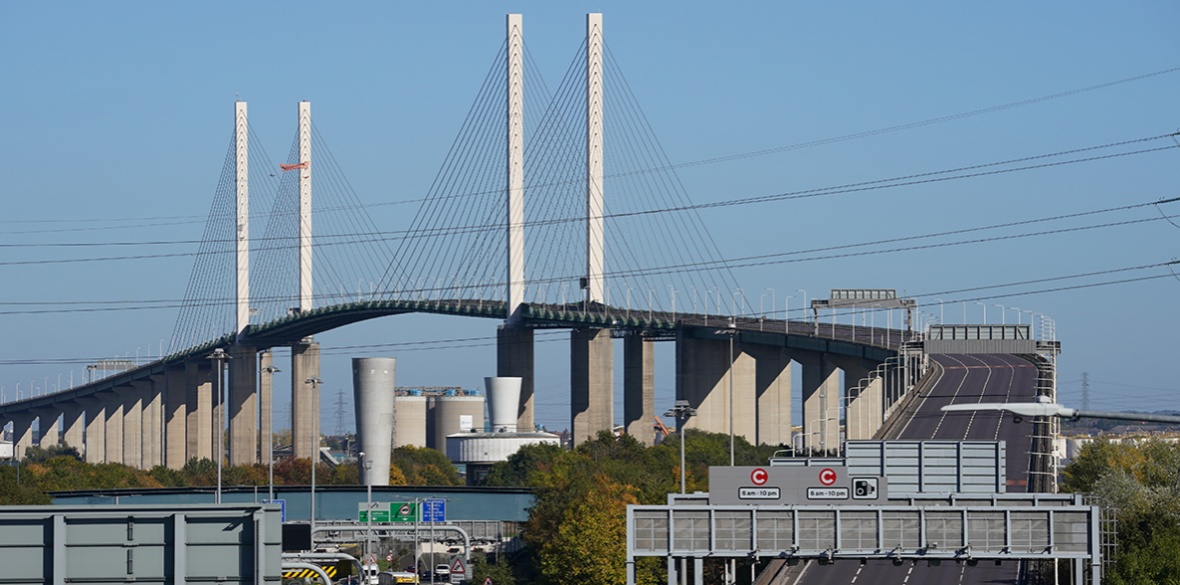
[1,298,914,467]
[791,353,1040,585]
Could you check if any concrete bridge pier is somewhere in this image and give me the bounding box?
[228,344,259,465]
[80,398,105,463]
[291,339,321,460]
[122,385,143,468]
[61,403,84,452]
[675,331,757,445]
[749,346,792,447]
[103,391,124,465]
[185,361,213,462]
[830,357,876,441]
[798,352,841,454]
[846,373,884,440]
[571,327,613,445]
[497,325,534,432]
[33,408,59,447]
[134,379,161,468]
[623,333,655,446]
[164,365,187,469]
[9,413,34,459]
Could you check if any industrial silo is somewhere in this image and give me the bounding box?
[352,357,395,486]
[392,392,428,448]
[485,376,522,432]
[431,391,484,451]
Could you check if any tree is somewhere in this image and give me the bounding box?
[482,442,564,487]
[469,550,516,585]
[527,472,638,585]
[22,444,82,463]
[1061,439,1180,584]
[391,446,462,486]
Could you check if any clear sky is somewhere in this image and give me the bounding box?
[2,2,1178,435]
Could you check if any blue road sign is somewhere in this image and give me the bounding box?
[422,499,446,523]
[263,499,286,523]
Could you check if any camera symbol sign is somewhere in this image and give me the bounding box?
[818,468,838,486]
[750,468,768,486]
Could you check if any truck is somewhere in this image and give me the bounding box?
[378,571,420,585]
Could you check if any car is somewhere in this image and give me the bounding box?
[434,564,451,580]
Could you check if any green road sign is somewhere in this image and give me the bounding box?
[359,510,391,523]
[391,502,418,523]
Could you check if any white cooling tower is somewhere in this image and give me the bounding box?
[352,357,396,486]
[485,376,522,432]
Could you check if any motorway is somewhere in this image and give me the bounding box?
[792,353,1040,585]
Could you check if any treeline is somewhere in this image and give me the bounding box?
[0,443,463,505]
[1061,439,1180,584]
[482,430,782,585]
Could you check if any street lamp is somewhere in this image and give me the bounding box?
[796,289,808,324]
[360,451,374,562]
[207,348,231,504]
[663,401,696,494]
[994,304,1007,326]
[305,376,322,537]
[942,396,1180,425]
[261,362,281,502]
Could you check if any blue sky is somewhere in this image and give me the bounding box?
[2,2,1178,434]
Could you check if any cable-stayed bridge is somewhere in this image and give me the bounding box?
[0,12,1073,585]
[0,10,1056,507]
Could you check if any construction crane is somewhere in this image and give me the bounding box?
[654,416,672,438]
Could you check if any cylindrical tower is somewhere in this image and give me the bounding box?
[485,377,522,432]
[393,393,428,448]
[352,357,395,485]
[431,393,485,450]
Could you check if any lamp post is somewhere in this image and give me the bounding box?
[663,401,696,494]
[994,304,1007,326]
[360,451,373,563]
[207,348,230,504]
[305,376,322,537]
[796,289,808,324]
[261,362,281,502]
[942,398,1180,424]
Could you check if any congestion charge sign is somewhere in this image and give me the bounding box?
[708,466,888,506]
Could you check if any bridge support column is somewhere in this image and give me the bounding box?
[229,344,259,466]
[62,403,84,452]
[848,374,884,440]
[9,414,34,459]
[103,392,124,465]
[750,346,792,447]
[831,357,876,441]
[799,352,841,454]
[291,339,321,460]
[81,399,106,463]
[497,326,534,433]
[623,333,655,446]
[122,385,143,469]
[164,366,187,469]
[34,409,60,447]
[675,331,756,445]
[572,328,613,445]
[142,377,165,469]
[185,362,213,462]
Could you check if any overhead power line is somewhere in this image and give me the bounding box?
[2,66,1176,234]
